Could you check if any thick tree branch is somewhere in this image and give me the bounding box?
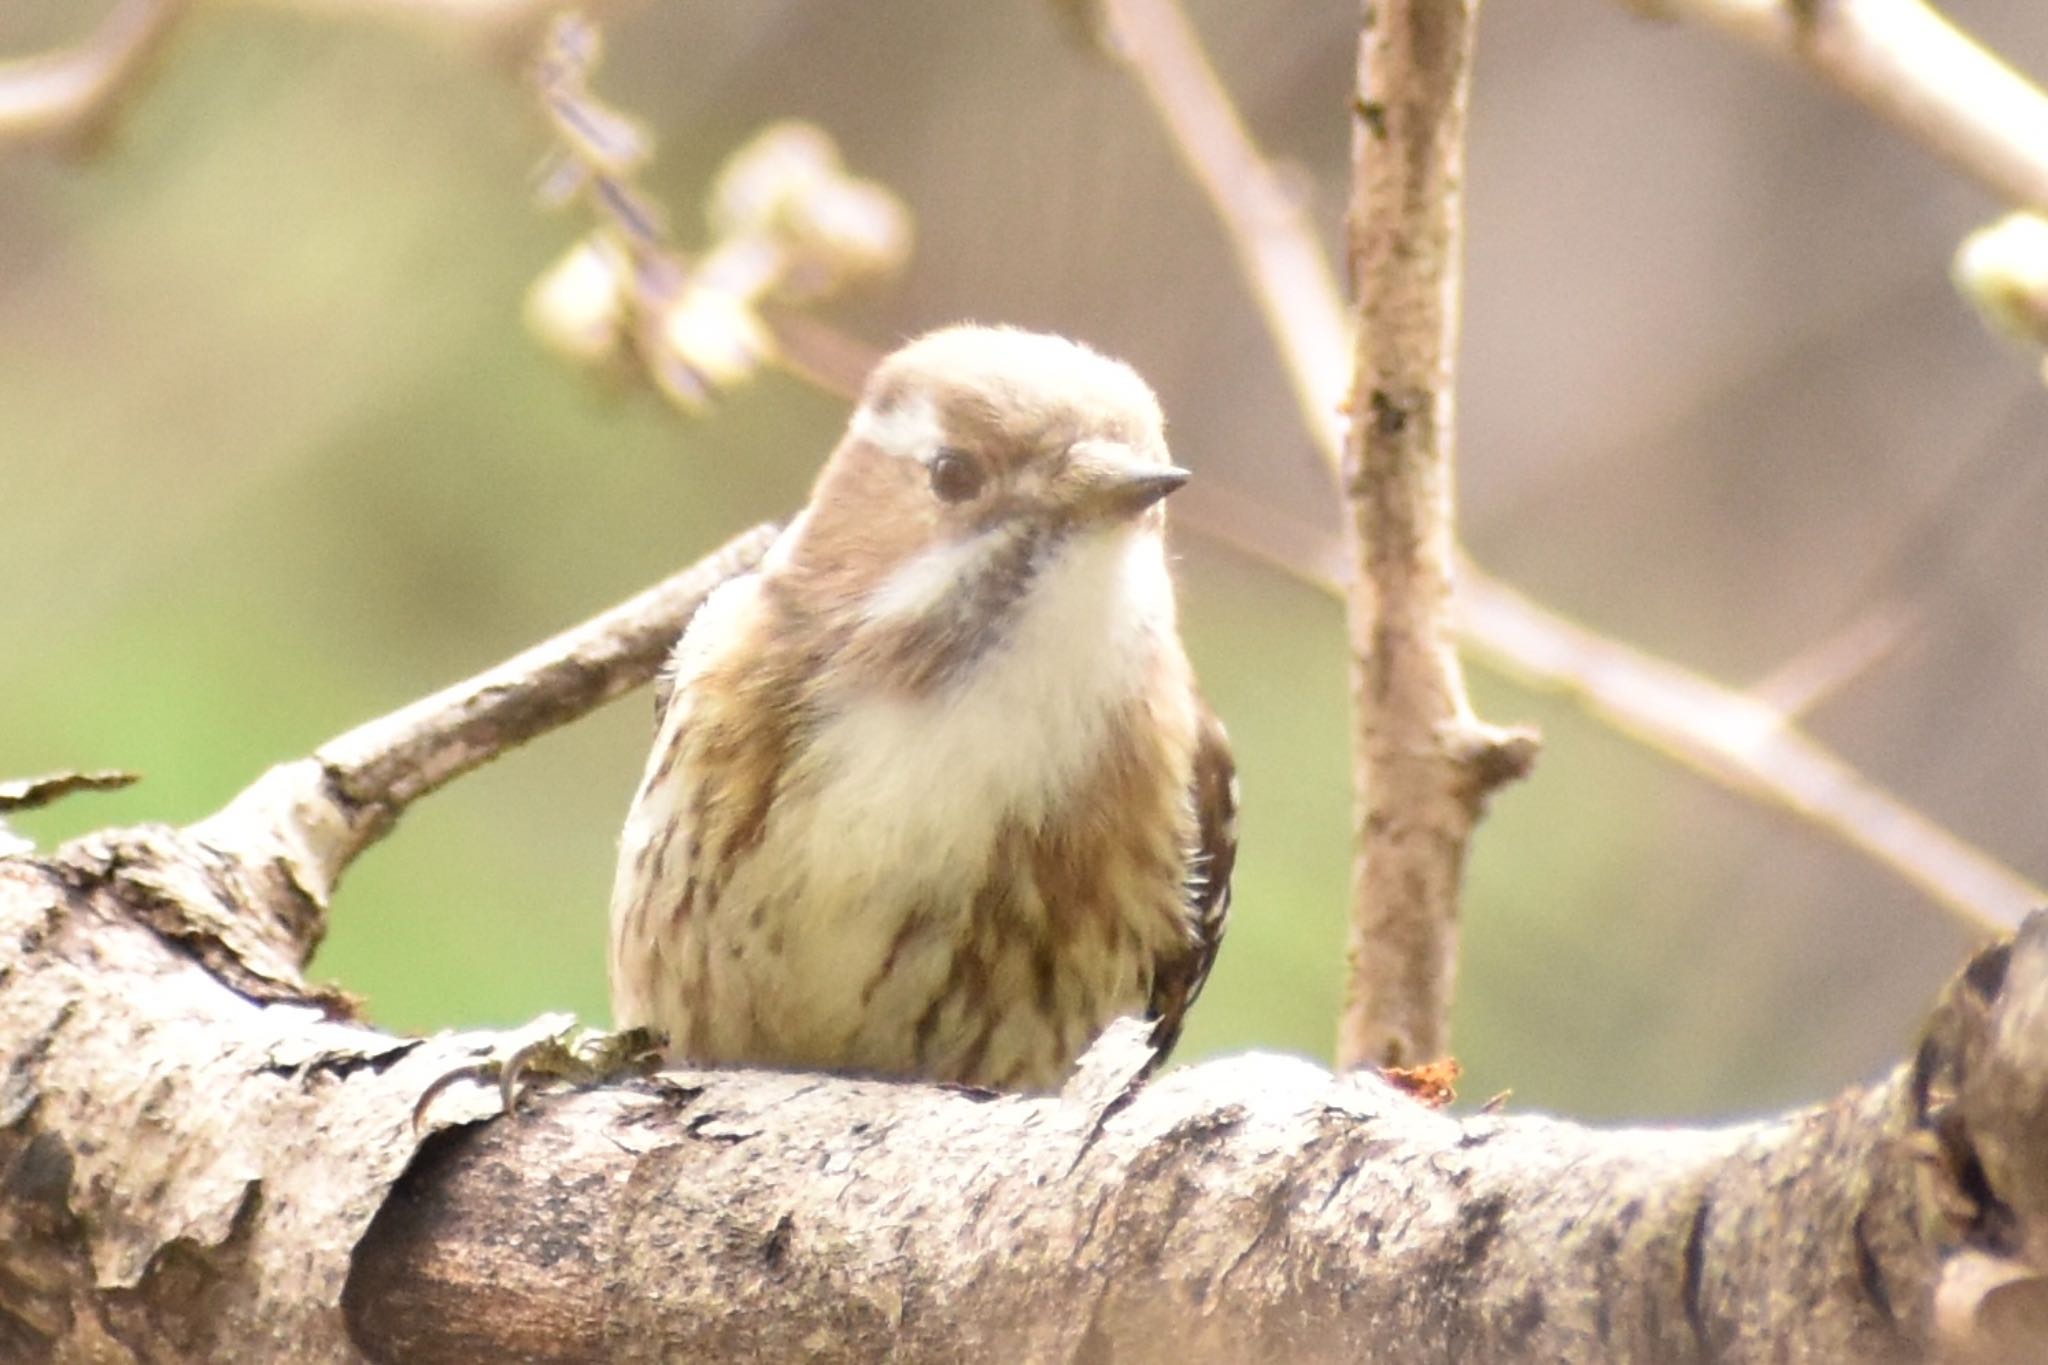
[347,1049,1927,1363]
[1331,0,1538,1070]
[7,804,2048,1360]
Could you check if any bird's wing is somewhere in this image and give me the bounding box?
[1147,699,1238,1063]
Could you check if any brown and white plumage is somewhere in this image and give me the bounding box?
[1148,703,1237,1063]
[609,325,1235,1092]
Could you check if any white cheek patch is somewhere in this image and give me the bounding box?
[861,531,997,625]
[848,393,946,464]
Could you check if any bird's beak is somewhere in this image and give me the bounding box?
[1063,440,1191,523]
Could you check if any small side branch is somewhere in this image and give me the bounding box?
[185,522,778,960]
[315,524,776,825]
[1635,0,2048,213]
[1105,0,1352,446]
[1459,570,2042,929]
[0,0,188,151]
[1332,0,1538,1070]
[0,0,617,158]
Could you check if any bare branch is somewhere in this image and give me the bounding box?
[0,0,189,151]
[0,769,139,812]
[1177,474,2044,931]
[1459,570,2043,929]
[524,15,910,412]
[0,0,625,157]
[184,522,777,950]
[13,797,2048,1360]
[1107,0,2045,935]
[1324,0,1538,1070]
[1631,0,2048,213]
[1105,0,1352,447]
[1750,598,1921,717]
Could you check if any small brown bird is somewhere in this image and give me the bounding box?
[609,324,1235,1091]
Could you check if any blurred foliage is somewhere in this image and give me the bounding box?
[6,0,2044,1122]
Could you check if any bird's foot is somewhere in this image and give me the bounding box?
[412,1014,667,1128]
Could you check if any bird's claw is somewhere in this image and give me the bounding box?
[411,1019,667,1131]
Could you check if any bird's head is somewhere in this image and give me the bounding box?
[768,325,1189,693]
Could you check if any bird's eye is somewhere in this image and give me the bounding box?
[928,448,985,504]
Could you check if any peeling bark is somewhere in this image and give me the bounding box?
[5,819,2046,1361]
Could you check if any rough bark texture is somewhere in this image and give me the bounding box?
[1336,0,1537,1072]
[0,849,509,1360]
[0,526,776,1359]
[5,803,2048,1361]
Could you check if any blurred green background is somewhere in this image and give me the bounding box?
[4,0,2043,1121]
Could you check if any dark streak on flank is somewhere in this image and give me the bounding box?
[1032,941,1059,1016]
[911,984,949,1066]
[863,906,933,1007]
[670,873,697,931]
[956,1017,996,1085]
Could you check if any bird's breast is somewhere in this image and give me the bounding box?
[790,527,1182,887]
[612,526,1199,1088]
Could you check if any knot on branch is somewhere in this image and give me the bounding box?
[1445,720,1542,814]
[52,822,333,1009]
[1910,910,2048,1361]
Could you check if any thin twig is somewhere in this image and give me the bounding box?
[524,16,909,411]
[1633,0,2048,213]
[1108,0,1352,449]
[1107,0,2044,934]
[0,769,140,812]
[187,523,777,934]
[0,0,189,151]
[1176,477,2044,933]
[1459,571,2041,926]
[0,0,608,156]
[1468,605,2038,926]
[1750,598,1920,717]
